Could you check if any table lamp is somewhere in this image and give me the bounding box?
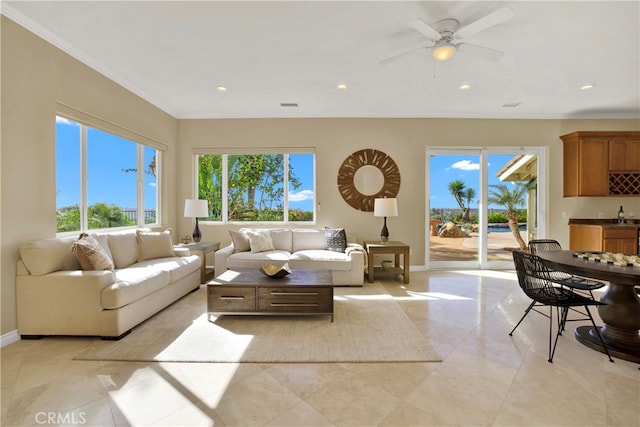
[184,199,208,242]
[374,197,398,244]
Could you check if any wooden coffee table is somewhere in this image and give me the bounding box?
[207,268,334,321]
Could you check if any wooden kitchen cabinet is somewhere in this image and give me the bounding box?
[602,227,638,253]
[561,133,609,196]
[569,224,639,254]
[609,139,640,171]
[560,131,640,197]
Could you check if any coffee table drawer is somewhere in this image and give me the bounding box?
[208,286,256,312]
[258,287,333,313]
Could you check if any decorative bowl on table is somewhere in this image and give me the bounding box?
[260,262,291,279]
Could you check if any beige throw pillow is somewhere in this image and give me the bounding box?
[137,229,175,261]
[229,230,250,252]
[20,236,81,276]
[72,233,114,271]
[246,230,275,253]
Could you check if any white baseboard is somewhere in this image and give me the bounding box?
[1,330,21,347]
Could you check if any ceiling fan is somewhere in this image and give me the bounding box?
[381,6,515,64]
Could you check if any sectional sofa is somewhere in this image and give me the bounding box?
[214,227,365,285]
[16,229,201,339]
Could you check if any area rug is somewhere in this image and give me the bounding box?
[74,283,441,363]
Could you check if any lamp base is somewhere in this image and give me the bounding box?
[192,219,202,243]
[380,217,389,245]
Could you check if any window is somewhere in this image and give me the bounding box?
[56,116,160,233]
[196,152,315,223]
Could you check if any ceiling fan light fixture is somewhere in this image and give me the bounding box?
[432,43,456,61]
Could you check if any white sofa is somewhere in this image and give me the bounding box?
[16,229,202,339]
[214,228,365,286]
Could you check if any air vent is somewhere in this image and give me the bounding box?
[502,102,522,108]
[280,103,298,107]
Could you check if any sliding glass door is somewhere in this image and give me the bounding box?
[426,148,544,269]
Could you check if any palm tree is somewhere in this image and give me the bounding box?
[448,180,474,222]
[463,187,476,222]
[88,203,134,229]
[487,183,528,250]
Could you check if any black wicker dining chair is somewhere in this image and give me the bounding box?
[509,250,613,363]
[528,239,606,300]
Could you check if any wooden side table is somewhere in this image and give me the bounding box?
[363,241,410,284]
[178,241,220,283]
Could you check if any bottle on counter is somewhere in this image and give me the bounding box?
[617,205,625,224]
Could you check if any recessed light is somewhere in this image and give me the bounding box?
[337,84,348,91]
[459,84,471,91]
[216,86,227,92]
[580,84,595,91]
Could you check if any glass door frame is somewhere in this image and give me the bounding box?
[425,146,547,270]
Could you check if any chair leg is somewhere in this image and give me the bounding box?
[559,306,569,333]
[585,306,614,363]
[509,300,536,336]
[549,306,565,363]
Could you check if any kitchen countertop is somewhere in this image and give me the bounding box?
[569,218,640,227]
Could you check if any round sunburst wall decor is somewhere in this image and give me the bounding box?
[337,149,400,212]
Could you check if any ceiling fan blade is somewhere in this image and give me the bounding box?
[379,45,430,65]
[457,43,504,61]
[408,18,441,41]
[455,7,515,39]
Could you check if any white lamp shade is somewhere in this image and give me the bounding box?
[184,199,208,218]
[374,198,398,217]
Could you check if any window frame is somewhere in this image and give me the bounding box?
[193,148,316,224]
[55,105,164,235]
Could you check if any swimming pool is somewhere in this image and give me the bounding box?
[488,224,526,232]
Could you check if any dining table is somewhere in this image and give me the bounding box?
[536,250,640,363]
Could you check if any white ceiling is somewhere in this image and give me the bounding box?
[3,1,640,120]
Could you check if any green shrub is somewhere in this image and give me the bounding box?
[488,212,507,224]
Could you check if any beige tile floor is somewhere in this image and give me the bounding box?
[2,270,639,426]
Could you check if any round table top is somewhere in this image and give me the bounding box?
[536,250,640,286]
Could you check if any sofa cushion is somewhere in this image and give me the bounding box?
[225,250,291,269]
[20,236,81,276]
[137,229,175,261]
[246,230,275,253]
[324,227,347,253]
[292,229,326,252]
[238,228,292,252]
[108,232,140,269]
[267,228,292,252]
[72,234,115,270]
[229,230,250,252]
[92,234,114,264]
[134,255,201,283]
[289,250,352,271]
[102,267,170,309]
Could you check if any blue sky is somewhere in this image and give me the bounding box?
[287,154,314,211]
[429,154,521,209]
[56,117,157,209]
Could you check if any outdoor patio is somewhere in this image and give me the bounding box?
[429,231,527,261]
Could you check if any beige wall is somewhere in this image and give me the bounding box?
[178,118,640,264]
[2,16,639,337]
[1,17,179,336]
